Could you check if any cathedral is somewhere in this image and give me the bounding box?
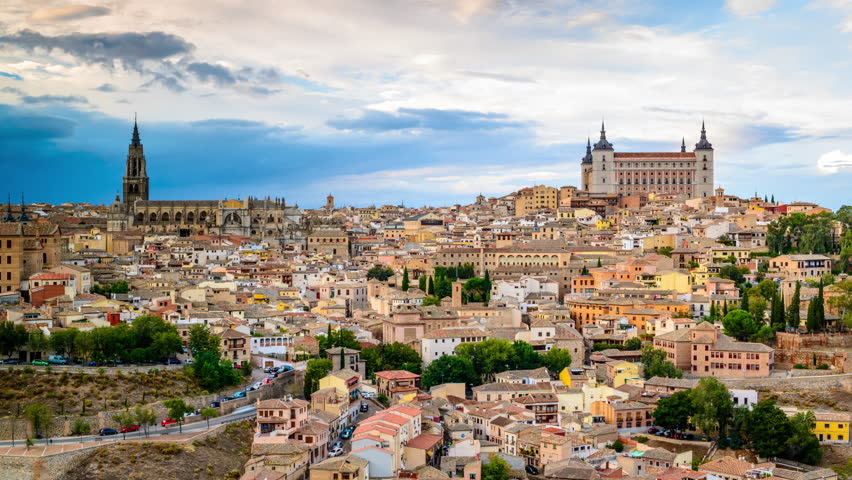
[580,122,715,198]
[107,121,303,239]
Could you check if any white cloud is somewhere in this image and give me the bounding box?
[28,5,111,22]
[725,0,776,16]
[565,12,608,30]
[817,150,852,174]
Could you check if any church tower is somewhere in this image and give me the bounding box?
[694,121,714,198]
[123,118,149,211]
[590,122,615,194]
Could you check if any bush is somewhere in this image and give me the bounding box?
[634,435,648,443]
[609,440,624,452]
[793,364,809,369]
[816,364,830,370]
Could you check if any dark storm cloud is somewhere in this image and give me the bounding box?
[327,108,526,132]
[0,105,76,140]
[0,29,194,71]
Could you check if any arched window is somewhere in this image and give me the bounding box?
[161,212,170,222]
[199,211,208,223]
[175,212,182,223]
[149,212,157,222]
[187,211,195,223]
[135,213,144,223]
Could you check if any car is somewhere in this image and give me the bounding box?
[281,365,293,372]
[161,418,178,427]
[120,424,140,433]
[264,366,274,373]
[361,392,376,398]
[270,372,280,378]
[48,355,68,365]
[233,391,246,399]
[1,358,20,364]
[32,359,48,366]
[340,426,355,440]
[252,382,263,390]
[360,403,369,413]
[99,428,119,436]
[233,364,243,370]
[246,385,257,392]
[331,440,344,450]
[184,359,193,365]
[168,358,182,365]
[525,465,539,475]
[262,378,272,385]
[648,427,660,434]
[209,401,221,408]
[329,446,344,457]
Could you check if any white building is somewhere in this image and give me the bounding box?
[421,326,489,366]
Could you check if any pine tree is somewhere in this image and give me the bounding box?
[401,267,410,291]
[483,270,491,303]
[581,265,589,275]
[741,290,750,312]
[427,276,434,295]
[787,282,801,328]
[597,257,602,268]
[418,274,426,292]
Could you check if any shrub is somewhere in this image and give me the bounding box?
[793,364,809,369]
[816,364,830,370]
[154,443,183,455]
[634,435,649,443]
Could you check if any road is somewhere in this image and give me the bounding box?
[0,405,257,448]
[340,398,383,454]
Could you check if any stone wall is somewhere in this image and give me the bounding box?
[721,372,852,391]
[0,443,102,480]
[776,332,852,350]
[774,349,849,373]
[4,364,183,375]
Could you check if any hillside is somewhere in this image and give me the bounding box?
[58,421,254,480]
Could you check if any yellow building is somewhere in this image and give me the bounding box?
[596,219,613,229]
[813,412,850,443]
[711,247,750,263]
[515,185,559,215]
[606,361,641,387]
[649,270,691,294]
[556,387,584,414]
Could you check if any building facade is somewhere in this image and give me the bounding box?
[581,122,714,198]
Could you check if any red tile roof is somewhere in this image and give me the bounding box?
[405,433,442,450]
[375,370,420,380]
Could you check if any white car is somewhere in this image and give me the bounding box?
[361,392,376,398]
[329,446,344,457]
[252,382,263,390]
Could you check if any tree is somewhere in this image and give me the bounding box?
[785,411,823,465]
[49,329,78,359]
[788,281,802,328]
[377,342,422,374]
[542,348,572,374]
[610,440,624,452]
[689,377,733,440]
[113,410,136,440]
[719,264,747,285]
[482,457,511,480]
[188,324,220,358]
[748,293,768,325]
[770,291,786,328]
[462,277,489,302]
[422,355,479,389]
[71,419,91,443]
[455,338,516,383]
[24,403,52,440]
[163,398,194,434]
[422,296,440,306]
[828,279,852,330]
[27,332,50,357]
[757,280,778,301]
[741,399,792,458]
[740,289,750,312]
[511,341,543,370]
[624,338,642,350]
[483,270,491,303]
[0,321,28,359]
[641,346,683,379]
[418,275,427,292]
[200,407,219,430]
[401,267,410,291]
[658,246,674,257]
[435,275,451,299]
[723,310,759,341]
[653,390,694,431]
[427,276,434,295]
[807,282,825,332]
[367,265,394,281]
[581,265,589,275]
[133,406,157,438]
[304,358,333,398]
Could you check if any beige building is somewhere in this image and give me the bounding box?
[0,221,62,297]
[515,185,559,215]
[769,254,832,280]
[310,455,369,480]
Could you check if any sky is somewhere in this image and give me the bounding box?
[2,0,852,209]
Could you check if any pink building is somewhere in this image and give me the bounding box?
[654,323,773,378]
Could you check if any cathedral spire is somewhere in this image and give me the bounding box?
[2,194,14,223]
[581,137,593,164]
[131,114,141,147]
[695,120,713,150]
[681,137,686,153]
[593,120,613,150]
[18,193,29,222]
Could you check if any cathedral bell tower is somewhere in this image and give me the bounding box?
[123,118,149,212]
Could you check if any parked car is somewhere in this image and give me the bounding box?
[331,440,344,450]
[252,382,263,390]
[329,446,344,457]
[99,428,118,436]
[32,359,48,366]
[209,401,221,408]
[525,465,539,475]
[340,426,355,440]
[281,365,293,372]
[233,364,243,370]
[360,403,369,413]
[167,358,182,365]
[648,427,660,434]
[1,358,20,364]
[120,424,140,433]
[48,355,68,365]
[232,391,246,399]
[361,392,376,399]
[161,418,178,427]
[262,378,271,385]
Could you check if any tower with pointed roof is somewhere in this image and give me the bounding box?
[580,121,714,199]
[122,118,149,212]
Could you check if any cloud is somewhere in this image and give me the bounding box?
[187,62,237,86]
[565,12,608,29]
[817,150,852,174]
[327,108,525,132]
[725,0,777,16]
[28,5,111,22]
[94,83,117,92]
[459,71,536,84]
[0,71,23,81]
[0,105,77,140]
[140,74,186,92]
[0,29,194,71]
[21,95,89,104]
[0,87,23,95]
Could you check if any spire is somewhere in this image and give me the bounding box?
[131,114,141,147]
[2,194,14,223]
[681,137,686,153]
[581,137,593,164]
[593,120,613,150]
[695,120,712,150]
[17,193,29,222]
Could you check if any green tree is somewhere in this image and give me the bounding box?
[748,293,768,325]
[422,355,479,389]
[418,275,427,292]
[200,407,219,430]
[770,291,786,328]
[435,275,451,299]
[624,338,642,350]
[188,324,221,358]
[401,267,410,291]
[24,403,52,440]
[113,410,137,440]
[455,338,515,383]
[483,270,491,302]
[462,277,489,302]
[542,347,572,374]
[482,457,511,480]
[27,332,50,357]
[641,346,682,379]
[422,296,441,306]
[49,329,79,358]
[690,377,733,440]
[742,399,792,458]
[163,398,194,434]
[658,246,674,257]
[757,279,778,300]
[787,282,802,328]
[134,406,157,438]
[71,418,91,442]
[377,342,422,374]
[652,390,694,431]
[304,358,333,398]
[511,341,543,370]
[581,265,589,275]
[828,279,852,330]
[723,310,759,341]
[785,411,822,465]
[367,265,394,281]
[807,283,825,332]
[610,440,624,452]
[719,264,747,285]
[427,276,434,295]
[0,321,29,359]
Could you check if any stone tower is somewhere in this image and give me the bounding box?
[326,193,334,211]
[693,121,714,198]
[580,137,593,192]
[590,122,615,194]
[123,118,149,211]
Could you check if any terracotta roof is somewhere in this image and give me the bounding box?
[613,152,695,159]
[405,433,443,450]
[375,370,420,380]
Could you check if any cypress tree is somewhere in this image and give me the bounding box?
[709,303,717,320]
[596,257,602,268]
[581,265,589,275]
[787,282,801,328]
[418,274,426,292]
[770,292,785,327]
[483,270,491,302]
[741,290,750,312]
[401,267,410,291]
[427,276,434,295]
